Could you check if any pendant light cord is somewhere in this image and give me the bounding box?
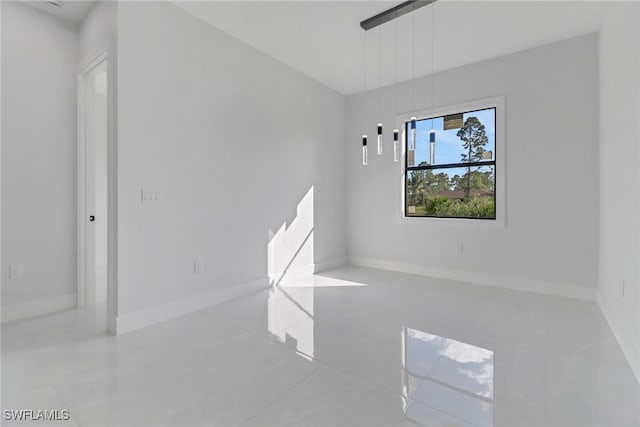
[431,3,435,117]
[363,28,368,127]
[394,19,398,117]
[379,27,382,118]
[412,10,415,112]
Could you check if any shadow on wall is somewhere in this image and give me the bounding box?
[267,187,315,287]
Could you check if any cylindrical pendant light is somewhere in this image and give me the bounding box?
[410,117,417,151]
[361,20,368,166]
[362,135,368,165]
[429,5,437,167]
[429,129,436,164]
[393,129,400,162]
[358,0,439,167]
[377,27,383,156]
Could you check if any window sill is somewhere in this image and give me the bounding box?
[397,213,506,228]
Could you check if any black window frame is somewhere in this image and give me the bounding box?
[404,107,497,220]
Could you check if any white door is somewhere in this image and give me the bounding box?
[80,58,108,307]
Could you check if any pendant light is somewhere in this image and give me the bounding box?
[411,9,417,152]
[393,18,399,162]
[409,117,417,151]
[429,129,436,164]
[358,0,438,165]
[393,129,400,161]
[362,135,368,165]
[377,28,383,156]
[361,18,368,166]
[429,4,436,164]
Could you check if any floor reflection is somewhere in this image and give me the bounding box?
[401,328,494,426]
[268,286,314,361]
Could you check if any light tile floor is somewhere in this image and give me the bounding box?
[2,267,639,426]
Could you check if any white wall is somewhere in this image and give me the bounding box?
[598,2,640,382]
[115,1,346,330]
[346,34,599,299]
[1,2,79,322]
[78,1,116,63]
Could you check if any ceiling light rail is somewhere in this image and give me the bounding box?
[360,0,436,31]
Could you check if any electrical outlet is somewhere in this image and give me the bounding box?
[194,259,204,274]
[9,265,23,279]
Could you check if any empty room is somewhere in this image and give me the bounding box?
[1,0,639,425]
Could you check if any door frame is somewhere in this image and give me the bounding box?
[77,49,117,332]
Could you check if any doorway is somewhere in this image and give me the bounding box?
[77,52,108,322]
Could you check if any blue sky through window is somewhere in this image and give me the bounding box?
[412,108,496,168]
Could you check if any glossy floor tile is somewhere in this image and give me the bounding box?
[2,266,639,426]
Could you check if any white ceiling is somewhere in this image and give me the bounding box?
[21,0,96,24]
[173,0,611,95]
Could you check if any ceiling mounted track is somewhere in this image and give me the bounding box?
[360,0,436,31]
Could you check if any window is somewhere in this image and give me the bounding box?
[404,106,497,220]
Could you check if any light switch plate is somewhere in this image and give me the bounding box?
[141,190,164,203]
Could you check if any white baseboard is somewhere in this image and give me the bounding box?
[348,256,597,301]
[115,278,270,335]
[271,257,348,286]
[597,292,640,384]
[314,256,347,274]
[1,293,77,324]
[116,257,347,334]
[273,265,315,285]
